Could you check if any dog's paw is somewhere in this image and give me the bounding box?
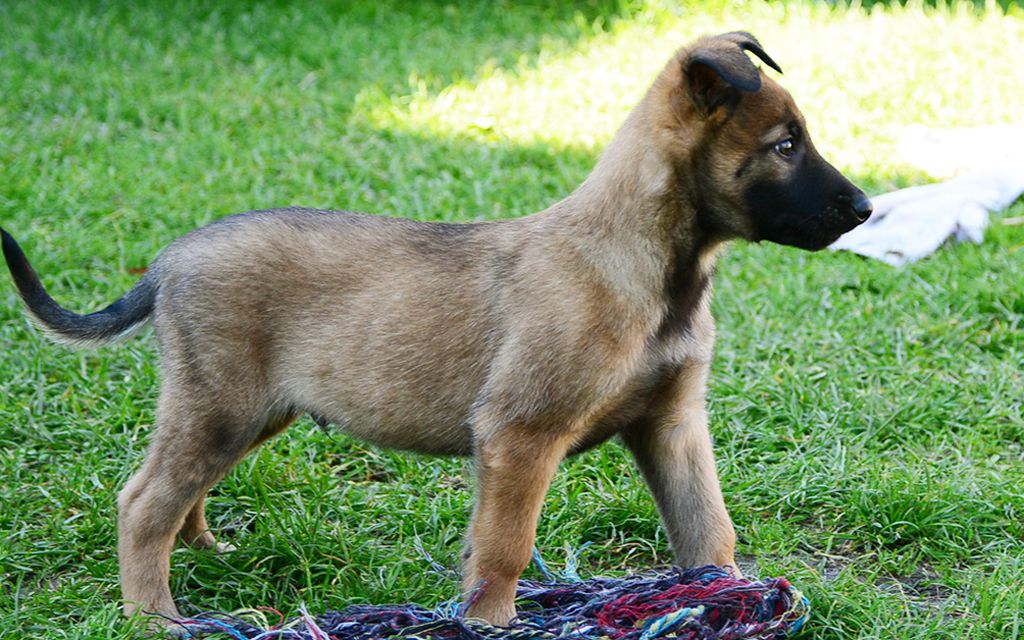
[464,602,516,628]
[180,530,235,554]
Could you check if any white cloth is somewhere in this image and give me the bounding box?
[830,126,1024,266]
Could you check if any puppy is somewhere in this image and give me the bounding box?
[2,31,870,629]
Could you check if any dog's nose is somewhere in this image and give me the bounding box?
[851,193,873,223]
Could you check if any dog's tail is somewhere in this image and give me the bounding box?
[2,227,157,348]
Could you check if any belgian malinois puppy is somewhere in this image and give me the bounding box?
[3,32,870,630]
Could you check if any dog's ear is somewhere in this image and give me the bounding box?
[720,31,783,75]
[684,32,782,115]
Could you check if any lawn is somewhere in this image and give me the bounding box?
[1,1,1023,638]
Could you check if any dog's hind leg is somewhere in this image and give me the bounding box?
[177,412,296,553]
[117,384,277,623]
[178,494,221,551]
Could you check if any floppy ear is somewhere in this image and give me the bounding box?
[721,31,783,75]
[684,32,782,115]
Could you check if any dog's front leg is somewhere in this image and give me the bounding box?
[621,373,737,572]
[462,425,575,626]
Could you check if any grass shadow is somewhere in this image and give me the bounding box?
[0,0,645,119]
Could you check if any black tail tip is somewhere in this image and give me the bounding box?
[1,226,19,262]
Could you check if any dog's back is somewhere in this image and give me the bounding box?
[151,207,517,454]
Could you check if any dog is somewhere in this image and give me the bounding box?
[2,32,871,631]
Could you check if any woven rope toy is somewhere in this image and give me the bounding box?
[171,559,809,640]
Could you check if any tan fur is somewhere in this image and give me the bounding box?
[5,33,871,632]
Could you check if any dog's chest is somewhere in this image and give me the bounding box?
[572,321,713,453]
[634,327,714,409]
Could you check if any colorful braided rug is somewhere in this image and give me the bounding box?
[171,563,808,640]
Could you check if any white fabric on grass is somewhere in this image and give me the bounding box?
[830,125,1024,266]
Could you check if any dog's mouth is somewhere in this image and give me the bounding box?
[787,230,845,252]
[764,208,870,251]
[748,184,873,252]
[828,198,872,232]
[802,196,874,250]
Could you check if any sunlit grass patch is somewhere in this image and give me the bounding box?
[363,1,1024,190]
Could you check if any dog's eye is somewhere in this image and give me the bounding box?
[774,138,795,158]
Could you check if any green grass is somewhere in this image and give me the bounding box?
[1,1,1023,638]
